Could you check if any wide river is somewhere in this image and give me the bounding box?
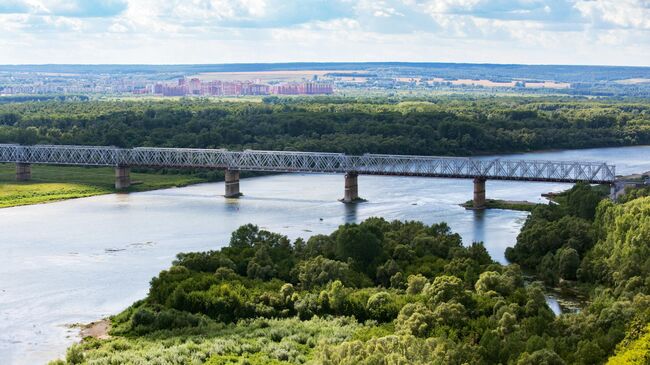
[1,145,649,364]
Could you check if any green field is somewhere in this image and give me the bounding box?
[0,164,207,208]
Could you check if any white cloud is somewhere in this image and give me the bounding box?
[575,0,650,30]
[0,0,648,65]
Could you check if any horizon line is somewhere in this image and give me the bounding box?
[0,61,649,69]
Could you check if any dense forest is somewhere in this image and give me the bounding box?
[49,186,650,364]
[1,97,650,155]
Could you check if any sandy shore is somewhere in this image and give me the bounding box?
[79,319,111,340]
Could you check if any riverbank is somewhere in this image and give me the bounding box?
[0,164,208,208]
[461,198,540,212]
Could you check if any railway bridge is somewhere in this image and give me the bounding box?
[0,144,616,208]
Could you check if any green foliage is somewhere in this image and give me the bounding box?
[557,247,580,280]
[565,182,607,220]
[1,98,648,156]
[319,334,477,365]
[424,275,466,306]
[296,256,356,289]
[505,183,607,281]
[57,204,650,364]
[334,223,383,275]
[366,292,399,322]
[516,349,566,365]
[395,303,435,338]
[55,316,363,365]
[506,185,650,365]
[585,197,650,287]
[606,324,650,364]
[406,274,428,295]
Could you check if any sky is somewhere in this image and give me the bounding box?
[0,0,649,66]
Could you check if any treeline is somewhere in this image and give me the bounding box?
[1,97,649,156]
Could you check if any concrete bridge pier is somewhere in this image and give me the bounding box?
[342,172,360,203]
[115,166,131,189]
[225,169,242,198]
[16,163,31,181]
[473,177,486,209]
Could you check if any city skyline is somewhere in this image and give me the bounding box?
[0,0,649,66]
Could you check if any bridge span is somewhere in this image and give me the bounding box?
[0,144,616,208]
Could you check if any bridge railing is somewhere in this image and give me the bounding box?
[0,144,616,183]
[351,154,615,183]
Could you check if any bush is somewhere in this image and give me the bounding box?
[297,256,356,289]
[406,274,428,295]
[395,303,435,337]
[424,275,465,306]
[366,292,399,322]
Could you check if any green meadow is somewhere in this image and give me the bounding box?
[0,164,208,208]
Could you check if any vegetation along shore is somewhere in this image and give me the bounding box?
[47,183,650,364]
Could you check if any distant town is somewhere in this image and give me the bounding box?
[141,78,334,96]
[1,62,650,98]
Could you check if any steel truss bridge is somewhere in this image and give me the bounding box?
[0,144,616,183]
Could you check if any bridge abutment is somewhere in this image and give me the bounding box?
[342,172,360,203]
[15,163,31,181]
[473,177,486,209]
[115,166,131,190]
[225,169,242,198]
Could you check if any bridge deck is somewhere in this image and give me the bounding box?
[0,144,616,184]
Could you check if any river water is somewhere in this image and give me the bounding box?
[1,145,649,364]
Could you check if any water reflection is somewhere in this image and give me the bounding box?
[343,202,359,223]
[471,209,486,245]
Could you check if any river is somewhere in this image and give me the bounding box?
[1,145,649,365]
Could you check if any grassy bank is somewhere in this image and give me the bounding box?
[0,164,208,208]
[52,316,366,365]
[461,198,539,212]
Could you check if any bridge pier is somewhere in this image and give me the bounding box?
[225,169,242,198]
[115,166,131,190]
[342,172,360,203]
[15,163,31,181]
[473,177,486,209]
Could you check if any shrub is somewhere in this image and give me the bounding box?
[395,303,435,337]
[424,275,465,306]
[366,292,399,322]
[406,274,428,295]
[297,256,355,289]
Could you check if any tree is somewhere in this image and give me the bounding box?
[424,275,465,306]
[395,302,435,337]
[366,292,399,322]
[516,349,566,365]
[246,245,276,280]
[406,274,428,295]
[475,271,512,297]
[557,247,580,280]
[566,182,603,220]
[297,256,355,289]
[334,224,383,274]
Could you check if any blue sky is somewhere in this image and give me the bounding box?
[0,0,648,66]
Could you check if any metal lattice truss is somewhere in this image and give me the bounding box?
[0,144,616,183]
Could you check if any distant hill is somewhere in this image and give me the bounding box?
[1,62,650,83]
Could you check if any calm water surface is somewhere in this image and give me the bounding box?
[1,145,649,364]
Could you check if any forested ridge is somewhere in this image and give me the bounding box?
[1,97,650,155]
[50,188,650,364]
